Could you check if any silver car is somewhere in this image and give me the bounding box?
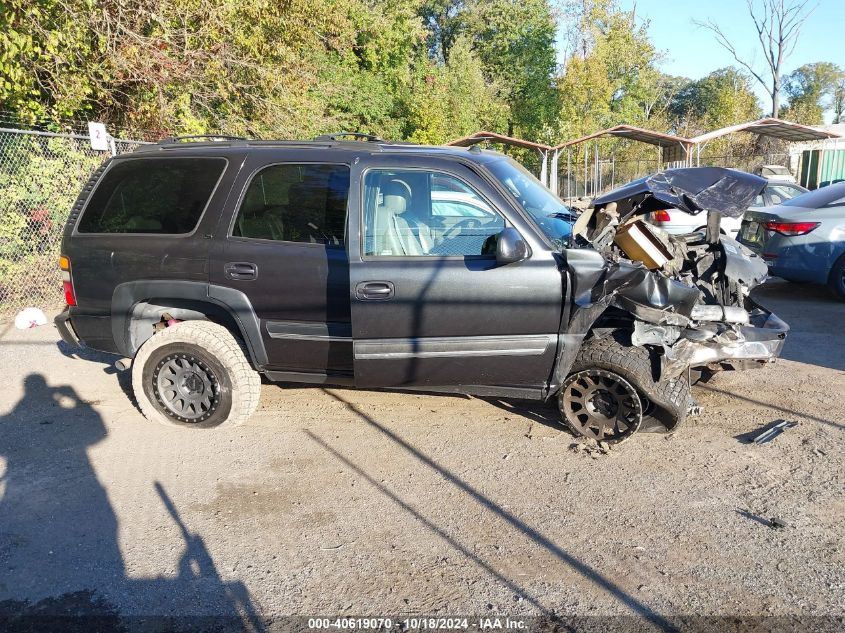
[738,181,845,300]
[647,182,807,237]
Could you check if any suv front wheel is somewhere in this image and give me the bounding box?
[132,321,261,428]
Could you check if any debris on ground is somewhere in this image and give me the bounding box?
[569,437,613,456]
[750,420,799,444]
[14,307,47,329]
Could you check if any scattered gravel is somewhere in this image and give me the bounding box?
[0,279,842,625]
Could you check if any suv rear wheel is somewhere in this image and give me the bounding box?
[132,321,260,428]
[828,253,845,301]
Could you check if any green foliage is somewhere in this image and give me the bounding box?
[0,136,104,309]
[1,0,551,143]
[780,62,845,125]
[463,0,559,138]
[557,0,666,139]
[670,67,762,133]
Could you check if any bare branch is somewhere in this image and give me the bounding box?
[697,0,816,116]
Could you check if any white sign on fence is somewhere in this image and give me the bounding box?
[88,122,110,151]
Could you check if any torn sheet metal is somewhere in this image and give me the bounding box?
[592,167,767,218]
[661,306,789,378]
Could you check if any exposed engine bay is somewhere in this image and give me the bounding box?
[553,167,788,440]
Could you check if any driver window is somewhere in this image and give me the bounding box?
[363,169,505,257]
[233,163,349,246]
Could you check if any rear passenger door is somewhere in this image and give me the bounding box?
[212,155,353,376]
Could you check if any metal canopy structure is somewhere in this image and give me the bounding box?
[555,124,691,156]
[689,117,840,145]
[445,131,553,185]
[445,118,844,197]
[446,130,551,151]
[550,125,693,197]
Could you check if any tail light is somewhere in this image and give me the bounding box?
[652,210,671,222]
[764,221,820,236]
[59,255,76,306]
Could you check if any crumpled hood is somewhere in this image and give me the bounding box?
[591,167,767,218]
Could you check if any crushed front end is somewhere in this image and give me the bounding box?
[555,167,788,440]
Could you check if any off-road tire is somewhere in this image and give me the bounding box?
[565,330,691,436]
[132,321,260,428]
[827,253,845,301]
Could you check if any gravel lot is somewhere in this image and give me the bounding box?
[0,279,842,631]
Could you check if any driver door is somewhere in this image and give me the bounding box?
[348,157,563,395]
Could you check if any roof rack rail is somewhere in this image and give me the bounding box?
[159,134,249,144]
[313,131,384,142]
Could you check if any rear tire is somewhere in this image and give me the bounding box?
[560,330,690,442]
[827,253,845,301]
[132,321,261,428]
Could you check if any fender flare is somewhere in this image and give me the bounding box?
[110,280,268,369]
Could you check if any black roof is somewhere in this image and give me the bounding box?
[131,138,504,163]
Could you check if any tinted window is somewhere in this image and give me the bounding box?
[363,170,505,257]
[782,181,845,208]
[233,164,349,247]
[78,158,225,234]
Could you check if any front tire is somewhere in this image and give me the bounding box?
[559,330,691,442]
[132,321,261,428]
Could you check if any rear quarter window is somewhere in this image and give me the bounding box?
[77,157,226,234]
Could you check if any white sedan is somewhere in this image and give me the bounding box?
[646,182,807,237]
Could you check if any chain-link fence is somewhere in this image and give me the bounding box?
[557,152,794,201]
[0,128,148,317]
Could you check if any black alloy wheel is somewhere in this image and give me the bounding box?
[152,353,221,423]
[559,369,643,443]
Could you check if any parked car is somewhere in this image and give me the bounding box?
[55,140,787,443]
[647,181,807,237]
[738,181,845,300]
[755,164,797,184]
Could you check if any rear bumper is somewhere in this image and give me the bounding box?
[54,308,80,347]
[662,300,789,377]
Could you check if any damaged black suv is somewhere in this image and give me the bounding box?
[55,135,788,442]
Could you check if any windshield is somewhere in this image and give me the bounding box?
[486,157,574,248]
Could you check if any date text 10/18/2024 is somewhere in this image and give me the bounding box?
[307,617,529,630]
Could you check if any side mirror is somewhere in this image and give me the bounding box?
[495,227,528,265]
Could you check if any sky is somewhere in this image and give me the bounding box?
[612,0,845,119]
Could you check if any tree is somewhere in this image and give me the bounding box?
[780,62,844,124]
[696,0,814,117]
[557,0,668,137]
[834,80,845,124]
[670,68,762,133]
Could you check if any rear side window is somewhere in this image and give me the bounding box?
[77,158,226,234]
[232,163,349,247]
[782,182,845,208]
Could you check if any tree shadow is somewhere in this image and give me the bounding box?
[312,388,677,632]
[750,280,845,372]
[0,374,264,632]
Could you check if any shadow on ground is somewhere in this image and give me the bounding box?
[751,280,845,372]
[0,374,264,632]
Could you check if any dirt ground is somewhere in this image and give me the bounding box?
[0,279,842,631]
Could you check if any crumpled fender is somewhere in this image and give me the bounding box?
[549,248,699,392]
